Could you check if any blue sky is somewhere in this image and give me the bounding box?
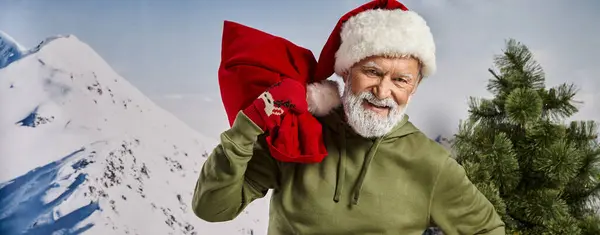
[1,0,599,138]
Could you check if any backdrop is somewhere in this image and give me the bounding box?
[1,0,599,234]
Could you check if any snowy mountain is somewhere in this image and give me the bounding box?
[0,30,26,69]
[0,34,269,235]
[434,135,452,149]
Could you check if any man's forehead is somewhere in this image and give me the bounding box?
[360,59,417,77]
[363,61,382,68]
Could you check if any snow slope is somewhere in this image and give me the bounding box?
[0,34,269,235]
[0,30,25,69]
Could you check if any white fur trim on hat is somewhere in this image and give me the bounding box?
[307,80,341,116]
[334,9,436,78]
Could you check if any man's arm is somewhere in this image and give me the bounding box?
[430,157,505,235]
[191,112,280,222]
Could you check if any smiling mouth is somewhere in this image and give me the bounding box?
[363,99,390,110]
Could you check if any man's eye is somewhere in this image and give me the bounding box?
[365,69,378,76]
[394,78,407,83]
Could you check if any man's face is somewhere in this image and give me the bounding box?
[341,56,421,138]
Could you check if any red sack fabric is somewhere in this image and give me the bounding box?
[218,21,327,164]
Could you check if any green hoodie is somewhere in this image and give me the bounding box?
[192,108,505,235]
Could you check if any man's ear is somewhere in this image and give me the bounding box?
[342,71,349,82]
[410,82,420,96]
[342,69,353,83]
[411,74,423,95]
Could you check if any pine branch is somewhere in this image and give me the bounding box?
[489,132,521,194]
[493,38,546,90]
[531,139,583,188]
[487,68,511,96]
[580,214,600,235]
[542,83,581,120]
[564,155,600,212]
[467,97,503,124]
[504,88,543,125]
[506,189,571,226]
[563,121,600,209]
[567,120,599,144]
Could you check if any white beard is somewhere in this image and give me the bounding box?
[341,80,410,138]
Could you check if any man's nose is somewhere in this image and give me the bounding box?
[373,77,392,100]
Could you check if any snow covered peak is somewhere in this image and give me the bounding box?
[0,30,25,69]
[18,34,114,77]
[0,30,81,70]
[0,34,268,234]
[0,30,26,51]
[25,34,80,56]
[0,32,191,180]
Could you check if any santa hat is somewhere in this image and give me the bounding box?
[307,0,436,116]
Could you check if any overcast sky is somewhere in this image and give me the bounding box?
[1,0,598,139]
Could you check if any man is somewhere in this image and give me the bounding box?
[192,0,505,234]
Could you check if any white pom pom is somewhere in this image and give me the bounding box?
[306,80,342,116]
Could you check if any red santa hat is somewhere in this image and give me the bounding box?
[307,0,436,116]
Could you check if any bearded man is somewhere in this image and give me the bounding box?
[192,0,505,234]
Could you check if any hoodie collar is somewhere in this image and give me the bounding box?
[319,106,419,205]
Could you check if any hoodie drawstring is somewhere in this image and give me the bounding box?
[332,122,384,205]
[333,125,346,203]
[351,138,383,205]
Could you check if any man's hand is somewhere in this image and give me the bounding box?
[242,78,308,131]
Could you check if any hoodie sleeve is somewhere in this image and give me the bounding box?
[430,157,505,235]
[191,111,280,222]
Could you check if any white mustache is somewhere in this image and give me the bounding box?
[358,92,398,109]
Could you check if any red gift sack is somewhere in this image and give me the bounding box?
[218,21,327,163]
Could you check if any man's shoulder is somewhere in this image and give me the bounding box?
[393,123,454,166]
[386,124,456,189]
[401,123,450,153]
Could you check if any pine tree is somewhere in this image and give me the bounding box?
[453,39,600,235]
